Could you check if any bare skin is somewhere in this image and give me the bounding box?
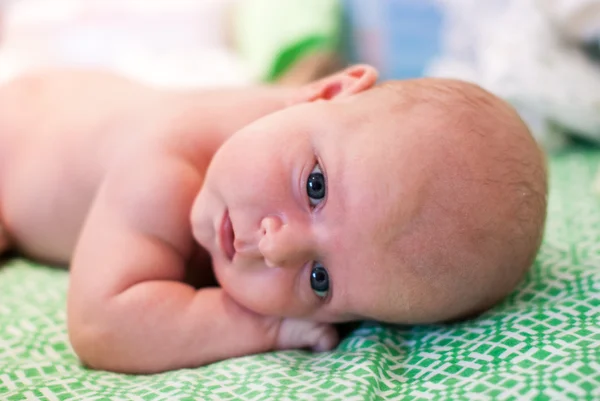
[0,70,338,373]
[0,66,547,374]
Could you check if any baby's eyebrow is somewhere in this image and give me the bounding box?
[323,145,348,217]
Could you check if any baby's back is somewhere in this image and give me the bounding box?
[0,70,289,265]
[0,71,165,263]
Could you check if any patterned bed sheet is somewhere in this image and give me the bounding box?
[1,147,599,401]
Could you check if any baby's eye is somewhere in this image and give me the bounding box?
[310,262,329,298]
[307,163,326,207]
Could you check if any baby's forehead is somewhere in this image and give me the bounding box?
[322,155,425,312]
[323,241,410,321]
[318,79,539,323]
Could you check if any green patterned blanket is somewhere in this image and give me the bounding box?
[1,147,599,401]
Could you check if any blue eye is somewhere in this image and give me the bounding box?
[310,262,329,298]
[307,164,326,207]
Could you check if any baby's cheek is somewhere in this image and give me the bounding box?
[217,265,307,318]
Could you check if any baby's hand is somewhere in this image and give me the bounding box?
[275,318,339,352]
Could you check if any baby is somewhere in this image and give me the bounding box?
[0,65,547,374]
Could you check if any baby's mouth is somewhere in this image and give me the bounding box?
[219,210,236,261]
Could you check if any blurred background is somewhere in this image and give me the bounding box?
[0,0,599,149]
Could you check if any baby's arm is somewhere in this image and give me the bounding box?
[68,151,336,374]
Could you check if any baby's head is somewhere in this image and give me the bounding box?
[192,65,547,324]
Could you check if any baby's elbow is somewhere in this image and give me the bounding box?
[69,315,149,374]
[69,319,122,372]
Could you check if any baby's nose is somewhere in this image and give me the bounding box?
[259,216,314,268]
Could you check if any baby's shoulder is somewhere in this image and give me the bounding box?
[140,102,222,172]
[101,144,205,253]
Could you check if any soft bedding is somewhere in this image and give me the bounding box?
[1,146,599,401]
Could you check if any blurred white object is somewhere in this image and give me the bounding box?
[0,0,251,88]
[429,0,600,149]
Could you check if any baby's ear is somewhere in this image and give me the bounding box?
[293,64,378,103]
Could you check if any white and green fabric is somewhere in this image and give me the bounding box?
[1,146,599,401]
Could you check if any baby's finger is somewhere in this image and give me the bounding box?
[310,324,339,352]
[276,319,339,352]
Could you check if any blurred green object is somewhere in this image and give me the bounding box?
[233,0,342,82]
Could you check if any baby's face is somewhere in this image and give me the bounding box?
[191,96,426,323]
[192,76,545,324]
